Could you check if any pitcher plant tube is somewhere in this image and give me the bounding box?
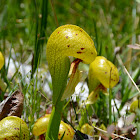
[46,24,97,139]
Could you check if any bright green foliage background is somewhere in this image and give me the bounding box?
[0,0,140,139]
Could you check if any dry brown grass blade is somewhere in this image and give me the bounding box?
[116,54,140,94]
[93,125,131,140]
[0,90,24,120]
[127,44,140,50]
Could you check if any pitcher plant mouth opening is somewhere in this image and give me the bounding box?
[68,58,83,76]
[86,83,107,105]
[61,58,82,101]
[71,58,83,70]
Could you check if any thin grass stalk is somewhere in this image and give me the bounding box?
[31,0,39,78]
[32,0,48,78]
[49,0,59,27]
[113,99,120,118]
[5,44,12,75]
[72,100,79,122]
[136,123,140,139]
[0,44,12,99]
[93,20,99,54]
[109,68,112,125]
[109,88,112,125]
[132,0,136,45]
[126,0,136,70]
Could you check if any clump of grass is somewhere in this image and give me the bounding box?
[32,0,48,78]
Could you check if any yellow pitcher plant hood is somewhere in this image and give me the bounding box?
[46,24,97,104]
[0,116,29,140]
[33,114,75,140]
[89,56,119,91]
[87,56,119,104]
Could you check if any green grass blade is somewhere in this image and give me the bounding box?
[32,0,48,77]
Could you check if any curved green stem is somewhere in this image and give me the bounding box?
[45,101,64,140]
